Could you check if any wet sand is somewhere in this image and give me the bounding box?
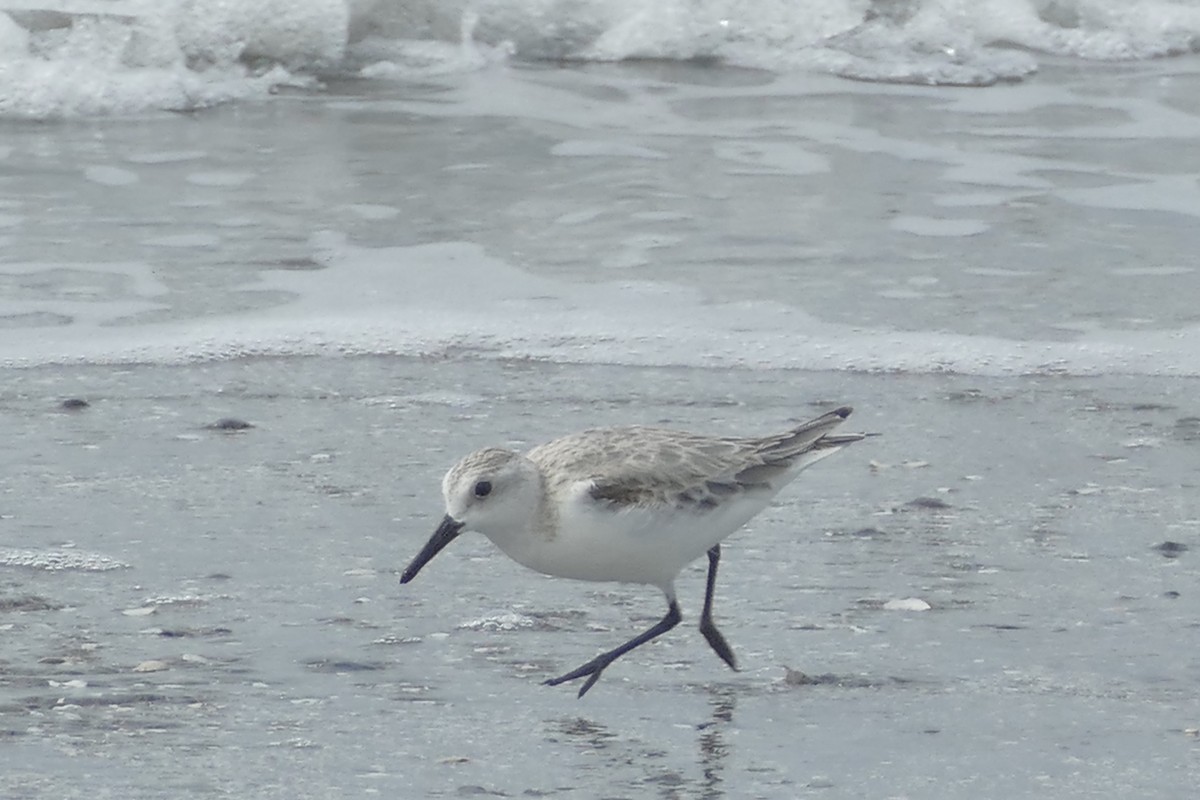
[2,356,1197,798]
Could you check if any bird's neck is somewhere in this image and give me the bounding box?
[478,485,557,572]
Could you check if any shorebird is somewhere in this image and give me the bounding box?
[401,406,867,697]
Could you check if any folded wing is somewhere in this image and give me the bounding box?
[530,407,862,512]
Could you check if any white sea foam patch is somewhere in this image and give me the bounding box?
[2,233,1199,377]
[0,0,338,118]
[5,0,1200,120]
[0,547,129,571]
[456,0,1200,86]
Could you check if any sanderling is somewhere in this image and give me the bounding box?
[401,406,868,697]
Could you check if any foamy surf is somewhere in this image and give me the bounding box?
[3,236,1197,378]
[4,0,1200,117]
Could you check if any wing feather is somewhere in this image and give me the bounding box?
[527,407,863,512]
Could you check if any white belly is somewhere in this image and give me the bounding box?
[488,492,776,590]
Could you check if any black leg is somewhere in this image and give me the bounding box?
[545,599,682,698]
[699,545,738,671]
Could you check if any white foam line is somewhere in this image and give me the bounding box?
[2,237,1197,377]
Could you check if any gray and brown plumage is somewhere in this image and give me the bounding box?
[401,406,868,696]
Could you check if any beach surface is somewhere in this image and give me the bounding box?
[3,5,1200,795]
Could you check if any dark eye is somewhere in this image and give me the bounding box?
[473,480,492,498]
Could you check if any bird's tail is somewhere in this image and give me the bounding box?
[759,406,863,460]
[732,407,869,485]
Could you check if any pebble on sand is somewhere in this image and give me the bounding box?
[206,417,254,431]
[904,496,952,510]
[1153,541,1188,558]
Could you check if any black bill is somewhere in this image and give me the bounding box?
[400,515,465,583]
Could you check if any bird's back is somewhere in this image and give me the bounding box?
[527,407,861,513]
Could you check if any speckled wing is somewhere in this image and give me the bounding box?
[528,407,859,512]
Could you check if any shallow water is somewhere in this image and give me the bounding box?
[7,59,1200,374]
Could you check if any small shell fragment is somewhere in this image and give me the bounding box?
[883,598,932,612]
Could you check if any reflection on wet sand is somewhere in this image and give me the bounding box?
[548,683,738,799]
[696,685,736,800]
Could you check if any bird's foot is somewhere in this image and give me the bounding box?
[544,656,612,698]
[700,618,738,672]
